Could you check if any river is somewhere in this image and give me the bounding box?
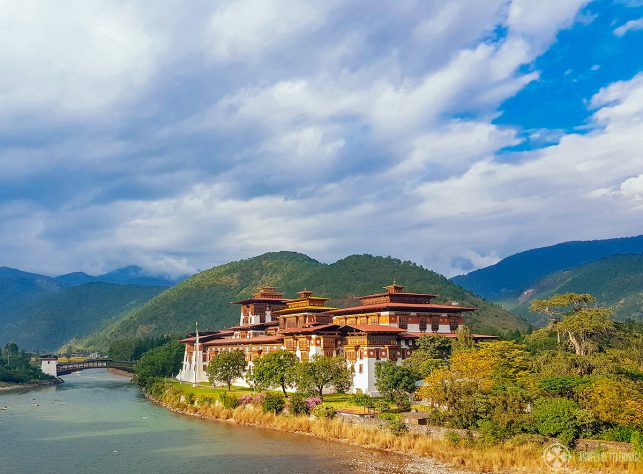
[0,370,448,474]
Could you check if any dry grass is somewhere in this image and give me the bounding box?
[154,386,640,474]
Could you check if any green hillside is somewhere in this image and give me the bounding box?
[2,282,165,351]
[0,267,62,327]
[502,254,643,325]
[80,252,528,349]
[451,235,643,300]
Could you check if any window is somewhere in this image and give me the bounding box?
[358,364,363,374]
[431,317,439,332]
[450,318,458,331]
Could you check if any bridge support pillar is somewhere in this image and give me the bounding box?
[39,355,59,376]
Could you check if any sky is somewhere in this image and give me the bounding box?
[1,0,642,279]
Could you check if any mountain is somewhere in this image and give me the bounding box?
[1,282,166,351]
[0,267,63,327]
[451,235,643,301]
[55,265,187,287]
[79,252,528,350]
[55,272,99,286]
[503,254,643,325]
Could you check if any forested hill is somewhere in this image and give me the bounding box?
[2,283,165,352]
[0,267,62,327]
[451,235,643,300]
[79,252,528,350]
[504,254,643,326]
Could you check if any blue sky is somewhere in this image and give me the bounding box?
[0,0,642,278]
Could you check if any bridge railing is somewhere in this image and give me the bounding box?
[56,359,136,375]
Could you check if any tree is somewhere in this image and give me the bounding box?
[134,341,184,388]
[531,397,581,445]
[403,336,451,377]
[4,342,18,365]
[420,341,533,430]
[374,361,419,403]
[247,350,299,396]
[452,325,475,352]
[207,350,247,390]
[577,377,643,428]
[530,293,615,355]
[295,355,353,400]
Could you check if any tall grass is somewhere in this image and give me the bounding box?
[153,386,639,473]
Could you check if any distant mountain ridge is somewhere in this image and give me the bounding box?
[0,265,187,351]
[451,235,643,300]
[1,282,165,352]
[79,251,529,350]
[55,265,187,287]
[503,254,643,325]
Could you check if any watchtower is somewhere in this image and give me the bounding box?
[39,354,59,376]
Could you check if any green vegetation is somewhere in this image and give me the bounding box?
[82,252,527,347]
[262,391,286,413]
[451,234,643,301]
[374,361,419,408]
[503,254,643,324]
[294,355,353,400]
[206,350,247,390]
[2,282,164,351]
[420,293,642,447]
[0,342,54,384]
[108,335,177,361]
[246,350,298,395]
[133,340,184,389]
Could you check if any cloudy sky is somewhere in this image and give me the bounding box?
[1,0,642,278]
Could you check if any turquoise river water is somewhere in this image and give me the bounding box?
[0,370,432,474]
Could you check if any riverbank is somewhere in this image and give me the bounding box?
[147,383,640,473]
[0,378,62,392]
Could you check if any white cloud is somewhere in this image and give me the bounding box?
[0,0,164,120]
[2,0,640,280]
[613,18,643,36]
[207,0,332,61]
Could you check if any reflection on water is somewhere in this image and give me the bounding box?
[0,370,415,474]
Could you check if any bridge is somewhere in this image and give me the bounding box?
[39,356,135,377]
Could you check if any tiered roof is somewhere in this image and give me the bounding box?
[231,286,290,305]
[326,282,474,315]
[274,289,337,315]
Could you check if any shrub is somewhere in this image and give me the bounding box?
[184,392,196,406]
[599,426,634,442]
[350,390,373,408]
[377,412,399,421]
[262,392,286,413]
[305,396,322,411]
[444,430,462,446]
[199,396,217,406]
[387,417,409,436]
[374,399,391,413]
[532,397,580,446]
[477,419,511,446]
[311,404,336,419]
[505,433,548,447]
[631,431,643,455]
[424,407,447,426]
[394,394,412,412]
[239,395,254,405]
[287,393,308,416]
[219,391,240,409]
